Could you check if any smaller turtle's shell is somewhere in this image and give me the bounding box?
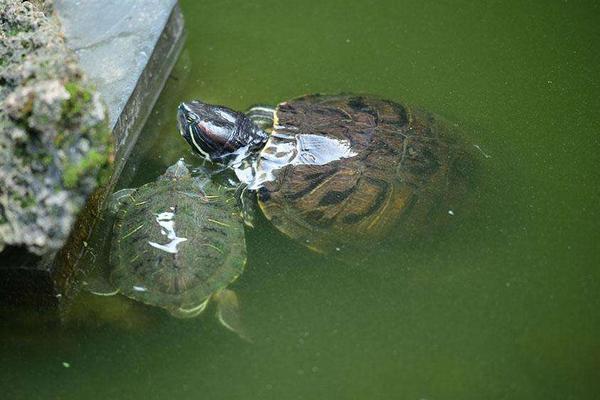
[257,94,473,254]
[110,172,245,315]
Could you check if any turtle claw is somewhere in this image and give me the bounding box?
[214,289,252,342]
[108,188,136,215]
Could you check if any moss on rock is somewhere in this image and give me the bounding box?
[0,0,114,256]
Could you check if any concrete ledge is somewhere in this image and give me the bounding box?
[109,2,185,188]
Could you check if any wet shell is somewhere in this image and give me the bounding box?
[256,94,473,253]
[110,170,245,315]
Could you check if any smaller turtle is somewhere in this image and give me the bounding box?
[88,159,248,339]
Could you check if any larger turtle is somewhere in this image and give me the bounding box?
[89,159,248,337]
[177,94,473,254]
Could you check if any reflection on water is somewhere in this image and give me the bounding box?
[147,209,188,254]
[1,0,599,399]
[240,132,358,190]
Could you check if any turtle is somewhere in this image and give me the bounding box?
[87,159,248,338]
[177,94,474,255]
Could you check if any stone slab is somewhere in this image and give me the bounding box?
[55,0,178,129]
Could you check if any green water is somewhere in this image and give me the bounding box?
[2,0,599,398]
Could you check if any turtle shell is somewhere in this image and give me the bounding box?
[256,94,472,254]
[110,168,245,317]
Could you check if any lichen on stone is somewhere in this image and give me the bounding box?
[0,0,114,256]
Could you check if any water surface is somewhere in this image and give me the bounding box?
[2,0,599,398]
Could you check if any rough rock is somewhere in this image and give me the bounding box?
[0,0,113,256]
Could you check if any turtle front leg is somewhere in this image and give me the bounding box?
[246,105,275,131]
[108,188,137,215]
[235,183,258,228]
[172,297,210,318]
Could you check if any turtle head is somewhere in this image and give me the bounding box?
[178,101,268,166]
[162,158,190,180]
